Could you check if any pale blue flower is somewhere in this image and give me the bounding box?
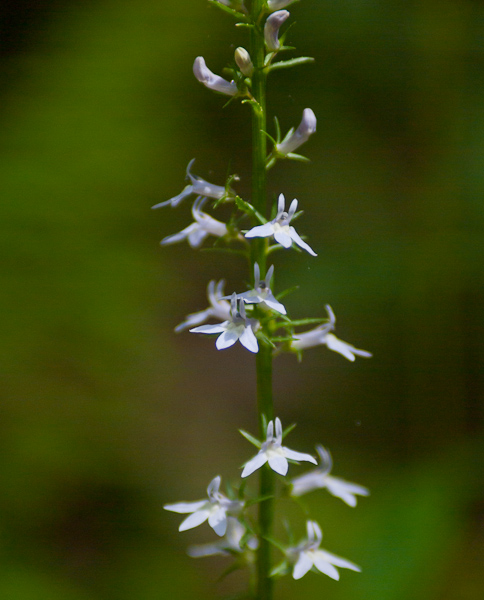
[164,476,243,537]
[160,197,228,248]
[152,159,226,209]
[223,263,286,315]
[289,520,361,580]
[245,194,317,256]
[291,445,369,506]
[175,279,231,332]
[291,305,372,361]
[241,417,317,478]
[187,517,258,558]
[264,10,290,51]
[190,293,259,353]
[193,56,238,96]
[276,108,316,155]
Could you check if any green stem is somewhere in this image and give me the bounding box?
[250,2,274,599]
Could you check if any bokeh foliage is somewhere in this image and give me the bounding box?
[1,0,483,598]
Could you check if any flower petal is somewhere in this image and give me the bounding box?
[312,554,340,580]
[268,455,288,476]
[245,223,275,239]
[239,326,259,353]
[216,329,240,350]
[164,500,207,514]
[190,323,228,334]
[208,507,227,536]
[318,549,361,572]
[324,334,356,361]
[293,553,314,580]
[288,227,317,256]
[273,229,293,248]
[179,509,211,531]
[241,452,268,478]
[283,447,318,465]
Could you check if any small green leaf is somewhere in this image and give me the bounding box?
[268,56,315,72]
[208,0,248,21]
[276,285,299,300]
[239,429,262,448]
[282,422,297,439]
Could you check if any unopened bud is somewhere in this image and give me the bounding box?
[276,108,317,155]
[193,56,238,96]
[235,47,254,77]
[264,10,290,51]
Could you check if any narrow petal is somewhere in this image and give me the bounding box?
[288,227,317,256]
[283,447,318,465]
[179,509,211,531]
[254,262,260,283]
[216,329,240,350]
[187,226,208,248]
[164,500,207,514]
[208,507,227,536]
[239,326,259,353]
[275,417,283,442]
[241,452,268,478]
[293,553,314,580]
[207,475,221,496]
[245,223,275,239]
[324,334,356,361]
[287,198,298,220]
[268,455,288,476]
[187,543,226,557]
[265,264,274,286]
[190,323,228,334]
[175,309,211,333]
[151,184,193,209]
[262,294,286,315]
[277,193,285,217]
[312,554,340,580]
[319,549,361,572]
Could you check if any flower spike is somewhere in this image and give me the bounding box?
[291,305,372,360]
[241,417,317,478]
[245,193,317,256]
[164,476,244,537]
[193,56,238,96]
[291,445,370,506]
[276,108,317,156]
[264,10,290,52]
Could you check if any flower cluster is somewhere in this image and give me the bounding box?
[157,0,372,593]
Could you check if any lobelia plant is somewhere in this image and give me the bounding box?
[155,1,372,599]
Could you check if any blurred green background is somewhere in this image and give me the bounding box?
[1,0,483,598]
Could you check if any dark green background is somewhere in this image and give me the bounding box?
[1,1,483,598]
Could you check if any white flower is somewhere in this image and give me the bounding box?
[164,476,243,537]
[245,193,317,256]
[152,159,226,209]
[241,417,317,478]
[224,263,286,314]
[190,293,259,353]
[193,56,238,96]
[291,305,372,361]
[291,445,369,506]
[235,47,254,77]
[175,279,231,332]
[160,196,228,248]
[264,10,290,51]
[276,108,317,155]
[267,0,298,11]
[187,517,258,558]
[288,520,361,580]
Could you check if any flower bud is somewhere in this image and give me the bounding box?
[276,108,317,155]
[267,0,297,10]
[193,56,238,96]
[264,10,290,51]
[234,47,254,77]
